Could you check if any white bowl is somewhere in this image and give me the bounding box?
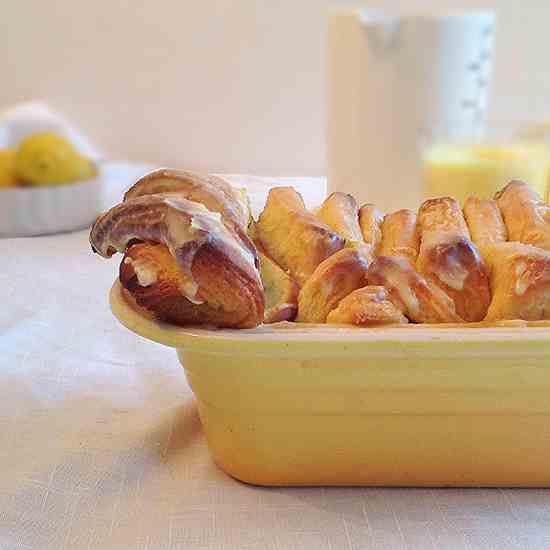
[0,174,102,238]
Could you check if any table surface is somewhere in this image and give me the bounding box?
[2,164,550,550]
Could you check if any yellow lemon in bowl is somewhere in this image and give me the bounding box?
[74,155,98,180]
[0,149,18,188]
[15,132,93,186]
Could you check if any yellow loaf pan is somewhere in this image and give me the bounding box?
[110,281,550,487]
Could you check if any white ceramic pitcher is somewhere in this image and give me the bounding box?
[327,9,496,210]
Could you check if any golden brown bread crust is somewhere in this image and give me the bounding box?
[482,242,550,321]
[121,169,257,263]
[90,193,264,328]
[296,248,371,323]
[379,209,419,265]
[463,196,508,248]
[417,197,491,322]
[90,194,260,292]
[367,255,463,323]
[257,247,299,323]
[495,180,550,251]
[418,236,490,322]
[255,187,345,287]
[316,192,364,242]
[124,168,250,229]
[418,197,470,237]
[94,171,550,328]
[120,243,264,328]
[358,204,384,252]
[326,285,408,326]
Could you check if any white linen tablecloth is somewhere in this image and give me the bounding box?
[2,164,550,550]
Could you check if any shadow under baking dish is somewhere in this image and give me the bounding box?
[110,281,550,487]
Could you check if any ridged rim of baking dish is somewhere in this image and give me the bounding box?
[109,281,550,358]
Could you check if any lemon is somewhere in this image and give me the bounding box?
[0,149,19,188]
[75,156,98,180]
[15,132,87,186]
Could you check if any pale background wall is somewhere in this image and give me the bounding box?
[2,0,549,175]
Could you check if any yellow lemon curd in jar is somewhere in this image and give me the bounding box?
[424,143,550,204]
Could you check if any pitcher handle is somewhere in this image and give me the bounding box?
[358,9,401,56]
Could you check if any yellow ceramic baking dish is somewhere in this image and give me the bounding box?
[110,281,550,487]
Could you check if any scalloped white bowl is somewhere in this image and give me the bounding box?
[0,174,102,237]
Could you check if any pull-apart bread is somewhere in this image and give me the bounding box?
[91,174,550,328]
